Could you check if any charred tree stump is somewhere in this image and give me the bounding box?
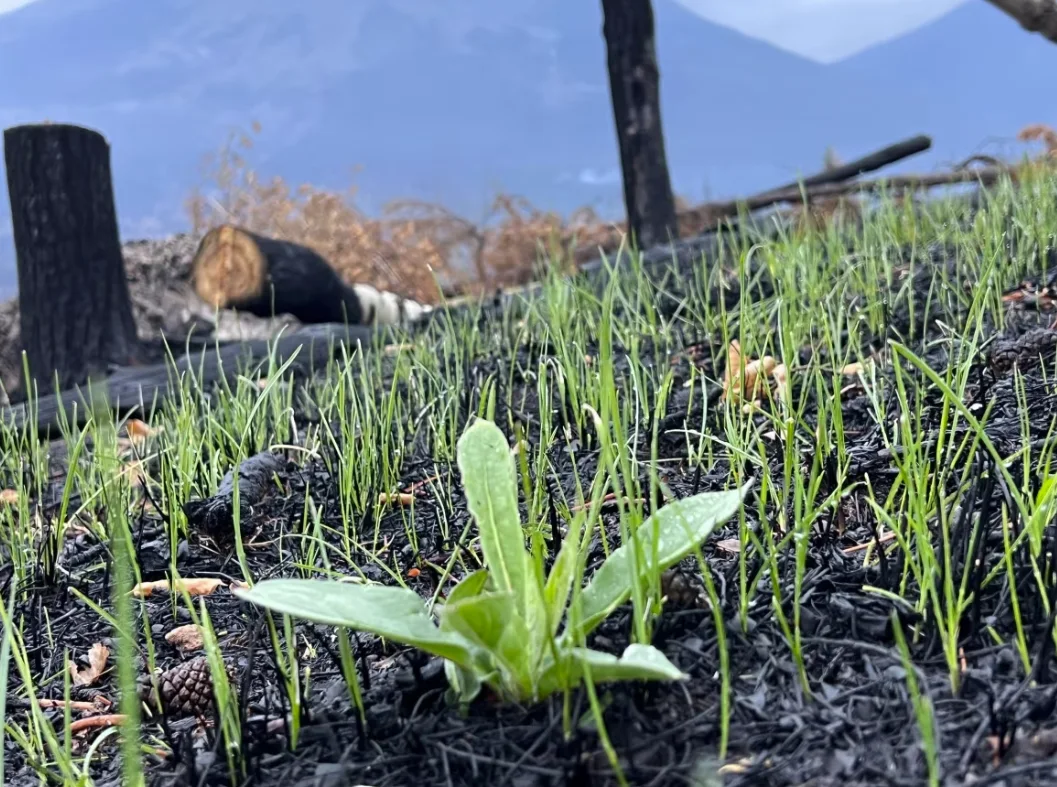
[600,0,678,251]
[191,225,368,325]
[4,123,141,398]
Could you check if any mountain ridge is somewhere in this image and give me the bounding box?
[0,0,1053,297]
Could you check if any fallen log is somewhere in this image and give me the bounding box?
[437,165,1013,322]
[191,224,426,326]
[682,164,1011,222]
[0,323,375,440]
[572,163,1012,265]
[751,133,932,199]
[192,225,364,324]
[570,133,936,263]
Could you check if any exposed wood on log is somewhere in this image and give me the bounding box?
[192,225,366,325]
[0,323,375,440]
[600,0,678,250]
[956,154,1004,170]
[182,450,286,545]
[4,123,141,399]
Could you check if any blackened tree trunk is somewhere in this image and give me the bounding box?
[600,0,678,251]
[4,123,141,397]
[984,1,1057,45]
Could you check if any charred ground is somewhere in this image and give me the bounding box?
[5,178,1057,786]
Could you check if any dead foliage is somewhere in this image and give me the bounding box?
[184,123,618,305]
[1018,123,1057,159]
[68,643,110,687]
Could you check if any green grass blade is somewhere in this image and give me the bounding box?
[0,584,15,787]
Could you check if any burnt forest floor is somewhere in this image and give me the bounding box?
[9,175,1057,787]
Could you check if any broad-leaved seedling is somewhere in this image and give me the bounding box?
[235,418,750,704]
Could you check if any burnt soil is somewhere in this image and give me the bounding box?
[8,224,1057,787]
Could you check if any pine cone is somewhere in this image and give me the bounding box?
[138,656,218,719]
[989,328,1057,374]
[661,568,706,610]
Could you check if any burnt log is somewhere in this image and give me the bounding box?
[571,141,996,265]
[754,134,933,199]
[600,0,678,251]
[674,164,1011,235]
[4,123,141,399]
[191,224,426,327]
[0,322,375,440]
[191,225,363,324]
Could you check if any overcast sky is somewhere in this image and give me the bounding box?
[0,0,35,12]
[0,0,969,64]
[673,0,969,62]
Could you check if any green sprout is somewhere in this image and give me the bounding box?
[235,418,750,704]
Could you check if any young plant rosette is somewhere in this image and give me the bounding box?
[234,418,750,704]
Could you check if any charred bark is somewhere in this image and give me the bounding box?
[755,134,933,198]
[984,0,1057,45]
[600,0,678,251]
[4,123,141,398]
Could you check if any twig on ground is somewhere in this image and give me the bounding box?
[69,714,128,734]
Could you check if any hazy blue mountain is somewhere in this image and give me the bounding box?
[0,0,1054,297]
[838,1,1057,168]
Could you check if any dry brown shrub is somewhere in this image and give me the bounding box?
[1013,124,1057,184]
[792,195,863,234]
[1018,124,1057,159]
[768,146,864,235]
[184,123,619,304]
